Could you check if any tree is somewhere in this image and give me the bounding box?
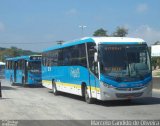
[154,41,160,45]
[112,27,128,37]
[0,46,40,62]
[93,28,108,37]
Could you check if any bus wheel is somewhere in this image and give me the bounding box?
[84,86,94,104]
[52,81,59,95]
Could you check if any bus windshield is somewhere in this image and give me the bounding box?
[99,44,151,82]
[28,61,41,73]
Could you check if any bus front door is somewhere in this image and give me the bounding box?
[14,61,17,82]
[24,61,28,83]
[89,62,99,99]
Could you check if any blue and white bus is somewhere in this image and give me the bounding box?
[0,62,5,78]
[42,37,152,103]
[5,55,42,86]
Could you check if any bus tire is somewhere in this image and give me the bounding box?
[84,86,94,104]
[52,81,59,95]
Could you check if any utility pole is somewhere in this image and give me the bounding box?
[79,25,87,37]
[57,40,64,45]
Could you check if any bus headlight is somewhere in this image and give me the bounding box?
[100,81,114,88]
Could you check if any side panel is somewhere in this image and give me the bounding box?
[5,69,14,82]
[42,66,93,96]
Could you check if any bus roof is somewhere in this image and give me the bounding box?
[5,55,42,61]
[43,37,146,52]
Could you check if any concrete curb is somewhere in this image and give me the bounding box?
[153,89,160,92]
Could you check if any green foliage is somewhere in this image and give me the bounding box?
[151,42,160,68]
[93,28,108,37]
[154,41,160,45]
[0,46,40,62]
[93,26,128,37]
[152,57,160,69]
[112,27,128,37]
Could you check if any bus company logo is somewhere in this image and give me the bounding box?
[70,68,80,78]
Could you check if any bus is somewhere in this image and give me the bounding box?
[5,55,42,86]
[0,62,5,78]
[42,37,152,103]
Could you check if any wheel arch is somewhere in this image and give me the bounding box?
[81,82,87,97]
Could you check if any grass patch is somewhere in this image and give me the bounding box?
[156,72,160,76]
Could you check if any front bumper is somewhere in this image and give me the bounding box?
[100,82,152,101]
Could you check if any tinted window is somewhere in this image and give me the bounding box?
[42,43,87,67]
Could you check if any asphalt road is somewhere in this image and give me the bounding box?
[0,79,160,120]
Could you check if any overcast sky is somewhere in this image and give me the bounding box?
[0,0,160,52]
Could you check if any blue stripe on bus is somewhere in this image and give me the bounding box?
[100,74,152,88]
[43,37,145,53]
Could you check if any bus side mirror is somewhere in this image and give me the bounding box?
[94,52,98,62]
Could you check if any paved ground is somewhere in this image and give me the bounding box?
[0,79,160,120]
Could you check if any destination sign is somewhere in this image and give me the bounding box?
[30,56,42,60]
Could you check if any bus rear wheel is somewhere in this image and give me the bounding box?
[84,86,94,104]
[52,81,59,95]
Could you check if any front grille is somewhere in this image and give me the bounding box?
[115,87,144,91]
[132,87,144,91]
[116,92,143,98]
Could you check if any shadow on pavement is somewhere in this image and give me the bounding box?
[95,97,160,107]
[49,91,84,102]
[0,98,11,100]
[1,86,17,90]
[49,91,160,106]
[11,83,44,88]
[23,84,44,88]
